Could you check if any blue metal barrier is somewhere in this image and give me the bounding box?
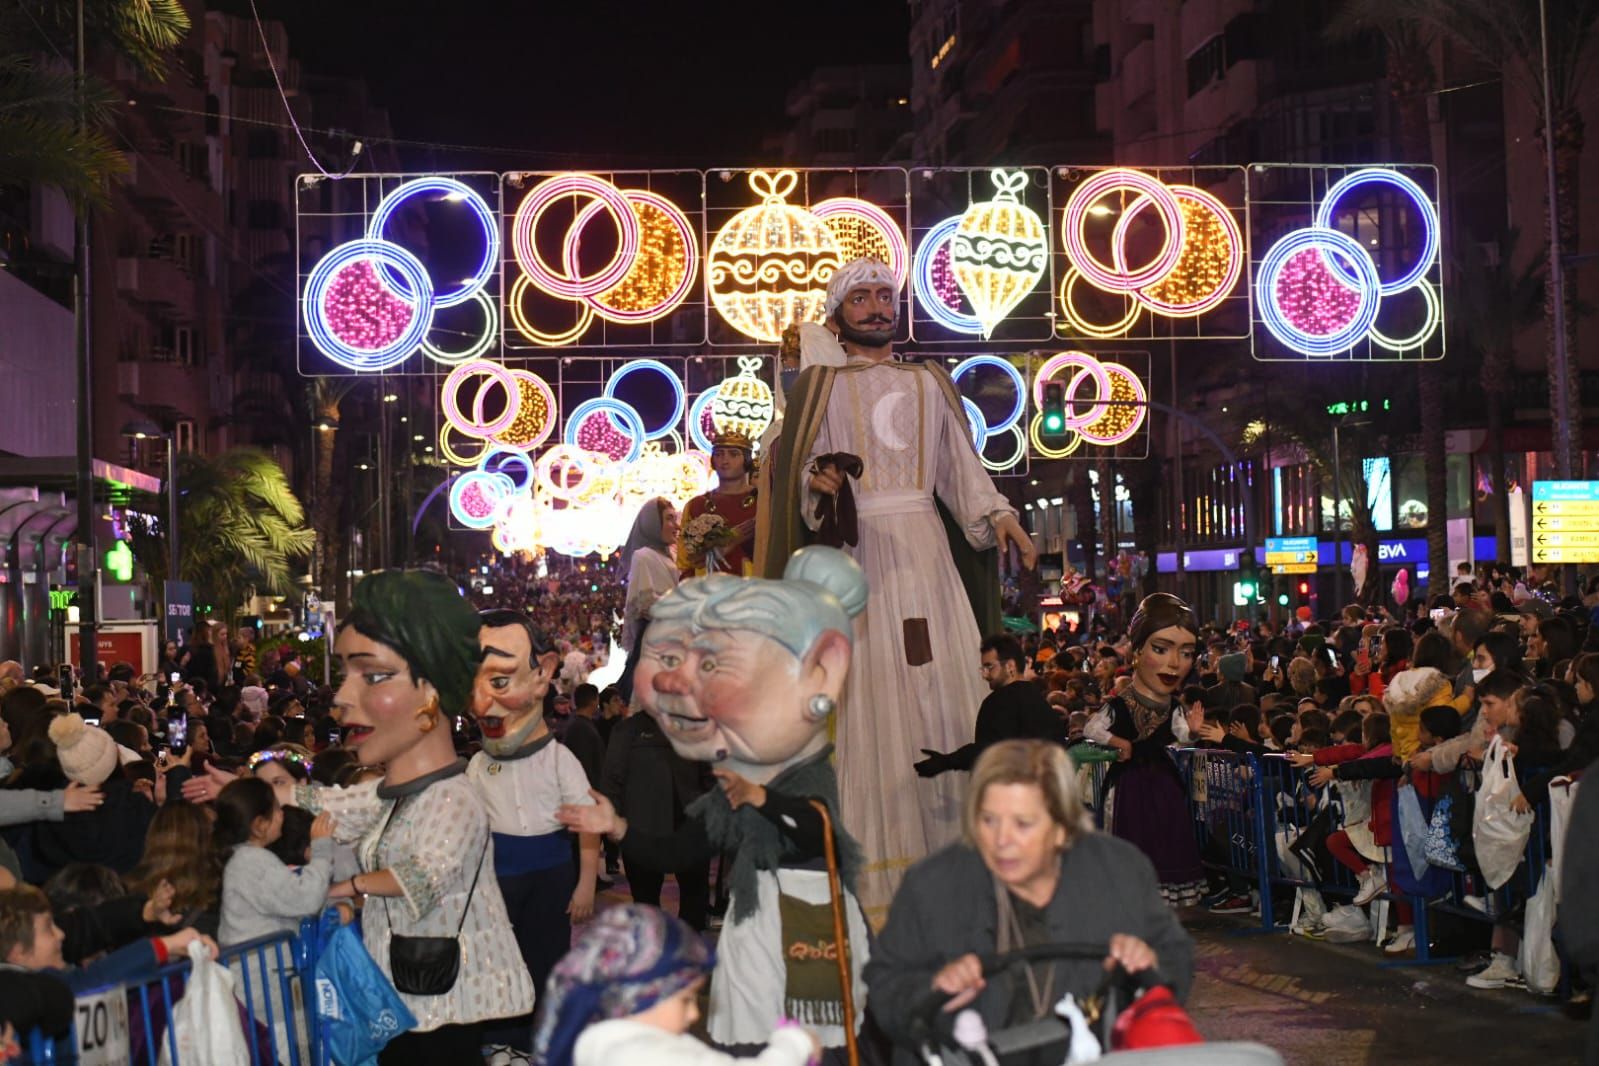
[1173,748,1275,930]
[25,924,325,1065]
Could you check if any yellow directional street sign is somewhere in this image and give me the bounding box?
[1265,537,1318,575]
[1532,481,1599,563]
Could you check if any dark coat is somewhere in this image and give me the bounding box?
[1559,755,1599,1064]
[598,712,709,837]
[866,831,1194,1064]
[28,776,154,880]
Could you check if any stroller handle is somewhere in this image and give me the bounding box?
[911,940,1164,1030]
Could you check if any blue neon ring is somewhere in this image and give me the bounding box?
[913,216,985,335]
[1258,227,1382,357]
[565,397,646,464]
[952,355,1027,434]
[449,470,515,530]
[603,359,686,440]
[367,177,499,308]
[1313,168,1438,296]
[962,398,989,452]
[478,445,534,493]
[687,388,719,453]
[304,238,434,371]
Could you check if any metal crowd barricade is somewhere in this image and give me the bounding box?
[1173,748,1275,929]
[25,921,329,1066]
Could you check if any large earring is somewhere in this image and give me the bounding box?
[416,697,440,733]
[805,693,836,722]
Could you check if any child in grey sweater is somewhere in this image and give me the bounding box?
[216,777,335,945]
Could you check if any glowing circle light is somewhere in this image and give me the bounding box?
[1063,168,1186,293]
[688,388,720,453]
[449,470,515,530]
[421,289,499,365]
[569,189,698,324]
[1314,168,1439,296]
[492,370,558,449]
[1257,227,1382,357]
[981,424,1028,473]
[811,198,909,287]
[508,273,594,347]
[304,239,433,371]
[1029,415,1082,459]
[913,216,985,335]
[565,397,646,464]
[478,446,534,493]
[367,177,498,308]
[952,355,1027,434]
[1057,267,1142,339]
[962,398,989,452]
[442,360,521,438]
[603,359,686,440]
[1076,361,1148,446]
[512,173,641,299]
[1033,351,1112,420]
[1120,185,1242,317]
[1368,281,1441,352]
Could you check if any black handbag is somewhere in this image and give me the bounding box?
[375,799,490,996]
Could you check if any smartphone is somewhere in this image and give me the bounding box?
[1270,655,1280,671]
[1323,646,1339,669]
[168,716,188,754]
[58,665,73,695]
[1429,608,1448,623]
[169,671,181,684]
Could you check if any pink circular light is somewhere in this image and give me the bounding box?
[442,360,521,438]
[930,241,962,310]
[1033,351,1113,426]
[511,173,642,299]
[1076,363,1148,446]
[1274,247,1361,337]
[566,189,699,323]
[321,259,416,350]
[576,409,634,461]
[1064,169,1187,293]
[1115,185,1244,317]
[810,197,910,287]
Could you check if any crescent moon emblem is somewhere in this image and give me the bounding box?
[872,390,912,452]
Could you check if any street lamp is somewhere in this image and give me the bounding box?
[122,420,178,585]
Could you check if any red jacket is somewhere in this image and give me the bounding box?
[1315,741,1397,845]
[1349,659,1409,700]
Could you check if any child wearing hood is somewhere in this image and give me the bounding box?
[533,904,817,1066]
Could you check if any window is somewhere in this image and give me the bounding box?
[246,200,282,230]
[174,420,196,454]
[1186,35,1225,97]
[175,327,199,366]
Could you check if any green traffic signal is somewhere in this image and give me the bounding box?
[1278,593,1290,606]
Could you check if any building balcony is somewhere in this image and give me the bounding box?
[115,256,190,308]
[1121,37,1155,103]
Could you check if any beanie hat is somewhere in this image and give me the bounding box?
[532,904,713,1066]
[1382,667,1452,717]
[48,713,120,787]
[1217,653,1247,683]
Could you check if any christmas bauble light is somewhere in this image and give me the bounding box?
[951,169,1048,338]
[710,357,775,443]
[708,170,843,342]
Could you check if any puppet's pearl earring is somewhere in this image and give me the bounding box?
[805,694,836,722]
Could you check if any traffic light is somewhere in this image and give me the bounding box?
[1040,381,1067,443]
[1236,554,1259,601]
[1297,579,1312,599]
[1277,591,1290,606]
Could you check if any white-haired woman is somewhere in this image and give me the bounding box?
[866,739,1193,1064]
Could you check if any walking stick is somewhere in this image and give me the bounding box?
[808,798,859,1066]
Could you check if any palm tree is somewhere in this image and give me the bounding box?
[126,447,315,622]
[1451,231,1546,563]
[0,0,190,205]
[1373,0,1597,475]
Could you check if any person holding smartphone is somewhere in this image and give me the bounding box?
[1350,627,1412,702]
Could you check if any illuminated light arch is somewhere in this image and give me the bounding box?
[442,360,521,438]
[570,189,699,324]
[604,359,686,440]
[304,239,433,371]
[1314,168,1439,296]
[420,289,499,365]
[564,397,646,464]
[951,169,1048,337]
[1062,168,1186,294]
[507,273,593,347]
[1119,185,1243,317]
[1257,227,1382,357]
[511,173,640,299]
[707,170,843,342]
[952,355,1027,435]
[1075,361,1148,446]
[810,198,909,287]
[367,176,498,308]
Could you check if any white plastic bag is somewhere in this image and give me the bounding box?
[1518,862,1559,995]
[158,940,251,1066]
[1472,735,1535,890]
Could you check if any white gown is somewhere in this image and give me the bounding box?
[801,355,1015,922]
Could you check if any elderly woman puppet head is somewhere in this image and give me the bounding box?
[635,546,866,783]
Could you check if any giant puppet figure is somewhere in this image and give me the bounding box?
[558,546,871,1056]
[759,258,1038,920]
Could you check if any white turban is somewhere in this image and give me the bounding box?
[824,258,900,317]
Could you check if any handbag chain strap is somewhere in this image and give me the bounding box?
[375,795,490,937]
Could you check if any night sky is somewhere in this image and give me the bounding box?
[251,0,911,169]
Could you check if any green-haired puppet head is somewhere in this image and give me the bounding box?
[340,570,480,715]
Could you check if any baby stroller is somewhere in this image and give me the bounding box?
[907,941,1283,1065]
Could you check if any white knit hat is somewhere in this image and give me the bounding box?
[49,713,120,787]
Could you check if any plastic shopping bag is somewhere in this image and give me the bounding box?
[1518,863,1559,995]
[1472,735,1534,891]
[1396,783,1431,882]
[314,909,416,1066]
[158,940,252,1066]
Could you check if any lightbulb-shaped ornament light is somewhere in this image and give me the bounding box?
[710,356,775,445]
[708,170,843,342]
[951,169,1048,337]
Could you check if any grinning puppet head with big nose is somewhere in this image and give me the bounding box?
[635,546,867,785]
[473,608,560,756]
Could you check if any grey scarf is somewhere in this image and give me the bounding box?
[688,745,862,923]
